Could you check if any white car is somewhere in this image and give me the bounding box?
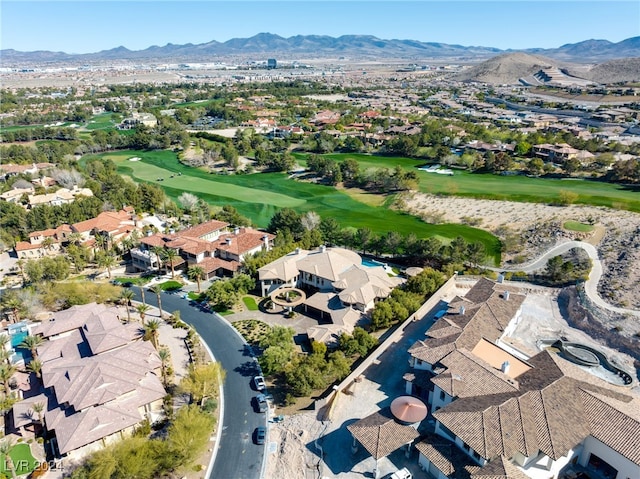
[389,468,412,479]
[253,375,266,391]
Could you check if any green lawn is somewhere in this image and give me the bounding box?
[97,149,502,263]
[563,221,595,232]
[0,443,38,476]
[242,296,259,311]
[113,276,152,286]
[295,152,640,212]
[84,113,118,131]
[158,280,183,291]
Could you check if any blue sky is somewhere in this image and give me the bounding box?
[2,1,639,54]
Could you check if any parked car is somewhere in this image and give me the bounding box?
[254,426,266,445]
[253,375,266,391]
[389,468,412,479]
[254,393,268,413]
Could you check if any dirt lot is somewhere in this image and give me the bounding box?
[403,192,640,310]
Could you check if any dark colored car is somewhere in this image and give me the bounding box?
[254,426,266,445]
[254,394,268,413]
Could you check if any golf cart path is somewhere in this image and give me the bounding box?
[494,240,640,319]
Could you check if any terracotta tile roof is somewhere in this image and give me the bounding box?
[198,256,239,274]
[180,219,229,239]
[432,349,519,398]
[469,456,530,479]
[434,350,637,462]
[415,434,476,478]
[34,303,165,456]
[215,228,273,256]
[15,241,43,252]
[347,408,420,459]
[580,390,640,464]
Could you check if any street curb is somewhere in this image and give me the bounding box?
[213,312,268,479]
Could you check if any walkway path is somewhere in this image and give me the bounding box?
[492,240,640,319]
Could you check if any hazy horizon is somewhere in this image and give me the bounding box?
[2,1,639,55]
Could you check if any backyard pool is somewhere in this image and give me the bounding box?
[8,322,31,364]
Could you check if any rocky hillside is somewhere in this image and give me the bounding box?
[569,57,640,84]
[454,52,559,84]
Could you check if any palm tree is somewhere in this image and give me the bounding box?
[163,248,179,279]
[188,266,205,293]
[0,348,11,368]
[31,401,44,425]
[95,234,108,251]
[158,347,171,387]
[139,284,146,305]
[151,246,164,274]
[120,289,135,323]
[27,359,42,379]
[19,335,44,360]
[136,304,151,324]
[97,253,117,279]
[1,296,23,323]
[0,363,16,397]
[66,232,83,245]
[0,438,17,479]
[15,259,25,285]
[144,319,161,349]
[41,236,55,253]
[149,285,164,319]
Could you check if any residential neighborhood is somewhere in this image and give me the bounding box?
[2,13,640,479]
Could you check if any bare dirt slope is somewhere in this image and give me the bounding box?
[402,192,640,311]
[454,52,558,83]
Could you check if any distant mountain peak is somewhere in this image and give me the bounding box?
[1,33,639,65]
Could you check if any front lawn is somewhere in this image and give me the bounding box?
[242,296,259,311]
[158,280,183,291]
[0,443,38,476]
[113,276,152,286]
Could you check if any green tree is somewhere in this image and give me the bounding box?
[167,405,216,466]
[188,266,205,293]
[27,359,43,379]
[163,248,179,279]
[149,285,164,319]
[180,362,226,406]
[136,304,151,323]
[144,319,161,349]
[120,288,135,323]
[96,252,117,279]
[0,438,17,479]
[19,335,44,360]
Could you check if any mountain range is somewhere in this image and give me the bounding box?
[2,33,640,64]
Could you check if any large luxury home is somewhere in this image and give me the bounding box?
[11,303,165,460]
[258,246,404,342]
[131,219,274,279]
[404,278,639,479]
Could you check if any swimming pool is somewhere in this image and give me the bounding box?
[8,322,31,364]
[362,258,386,268]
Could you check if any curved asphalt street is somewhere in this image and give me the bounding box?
[133,289,267,479]
[493,240,640,319]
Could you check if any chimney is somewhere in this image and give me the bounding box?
[263,235,270,251]
[459,305,466,315]
[320,245,326,253]
[497,274,504,283]
[501,361,510,375]
[504,291,510,301]
[227,238,232,245]
[234,227,240,235]
[294,247,301,254]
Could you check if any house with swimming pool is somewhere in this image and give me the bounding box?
[258,246,404,342]
[10,303,165,460]
[404,278,640,479]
